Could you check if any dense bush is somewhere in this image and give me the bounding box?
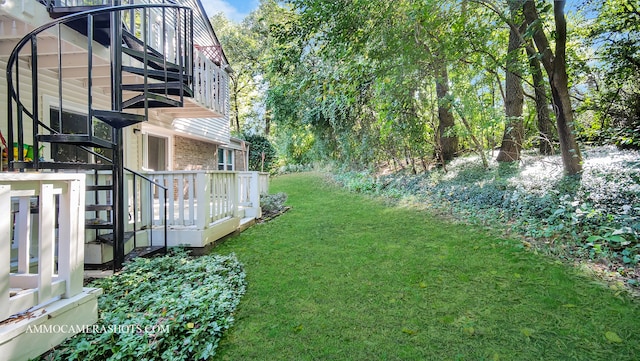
[243,133,277,172]
[43,250,246,361]
[333,146,640,278]
[260,192,288,215]
[276,163,314,174]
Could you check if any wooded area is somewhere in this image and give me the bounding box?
[212,0,638,177]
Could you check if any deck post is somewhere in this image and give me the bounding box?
[37,184,54,303]
[196,172,210,229]
[57,177,85,298]
[16,196,31,273]
[249,172,260,218]
[0,185,10,321]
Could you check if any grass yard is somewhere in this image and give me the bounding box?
[213,172,640,360]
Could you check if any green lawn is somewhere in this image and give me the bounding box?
[213,172,640,360]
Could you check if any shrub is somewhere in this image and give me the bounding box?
[243,134,277,172]
[43,250,246,361]
[261,192,288,215]
[276,163,313,174]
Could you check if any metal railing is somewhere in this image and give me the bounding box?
[6,2,193,169]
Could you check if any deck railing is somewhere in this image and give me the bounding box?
[85,170,167,250]
[258,172,269,195]
[238,171,268,218]
[193,48,230,117]
[0,174,85,322]
[145,170,263,228]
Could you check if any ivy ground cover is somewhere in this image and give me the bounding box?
[42,251,246,360]
[214,172,640,360]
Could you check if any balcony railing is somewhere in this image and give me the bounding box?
[193,48,230,117]
[1,173,85,322]
[42,0,229,118]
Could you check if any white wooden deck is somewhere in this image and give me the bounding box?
[0,173,101,361]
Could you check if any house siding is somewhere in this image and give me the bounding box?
[0,58,112,163]
[173,135,218,170]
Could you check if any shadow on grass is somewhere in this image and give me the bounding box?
[214,172,640,361]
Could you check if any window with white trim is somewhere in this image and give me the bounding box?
[218,148,234,171]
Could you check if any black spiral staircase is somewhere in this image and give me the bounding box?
[6,1,194,270]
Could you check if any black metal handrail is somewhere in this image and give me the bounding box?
[5,1,187,266]
[125,166,168,254]
[6,2,193,167]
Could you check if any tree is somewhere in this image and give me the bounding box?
[581,0,640,149]
[476,0,582,173]
[526,42,554,155]
[496,0,525,162]
[522,0,582,174]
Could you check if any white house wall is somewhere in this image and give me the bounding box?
[0,58,112,160]
[172,117,230,145]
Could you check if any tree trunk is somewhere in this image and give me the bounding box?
[550,2,582,174]
[526,43,554,155]
[497,7,524,162]
[265,108,271,136]
[231,76,241,133]
[523,0,582,174]
[434,60,458,162]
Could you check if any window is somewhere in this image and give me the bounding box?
[143,134,168,171]
[50,108,112,163]
[218,148,234,171]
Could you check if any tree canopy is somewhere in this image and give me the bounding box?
[211,0,639,175]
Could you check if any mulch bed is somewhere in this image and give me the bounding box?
[257,206,291,223]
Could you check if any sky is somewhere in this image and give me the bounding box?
[201,0,259,22]
[199,1,589,23]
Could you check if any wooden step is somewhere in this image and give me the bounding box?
[38,161,113,171]
[86,184,113,191]
[86,218,113,230]
[122,29,164,59]
[48,9,112,46]
[96,231,135,246]
[125,246,166,262]
[46,5,110,19]
[122,65,190,82]
[86,204,113,212]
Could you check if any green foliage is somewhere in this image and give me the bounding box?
[333,146,640,277]
[276,163,314,174]
[574,0,640,149]
[260,0,510,168]
[214,0,639,171]
[333,171,378,193]
[243,133,277,172]
[43,250,246,361]
[260,192,288,214]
